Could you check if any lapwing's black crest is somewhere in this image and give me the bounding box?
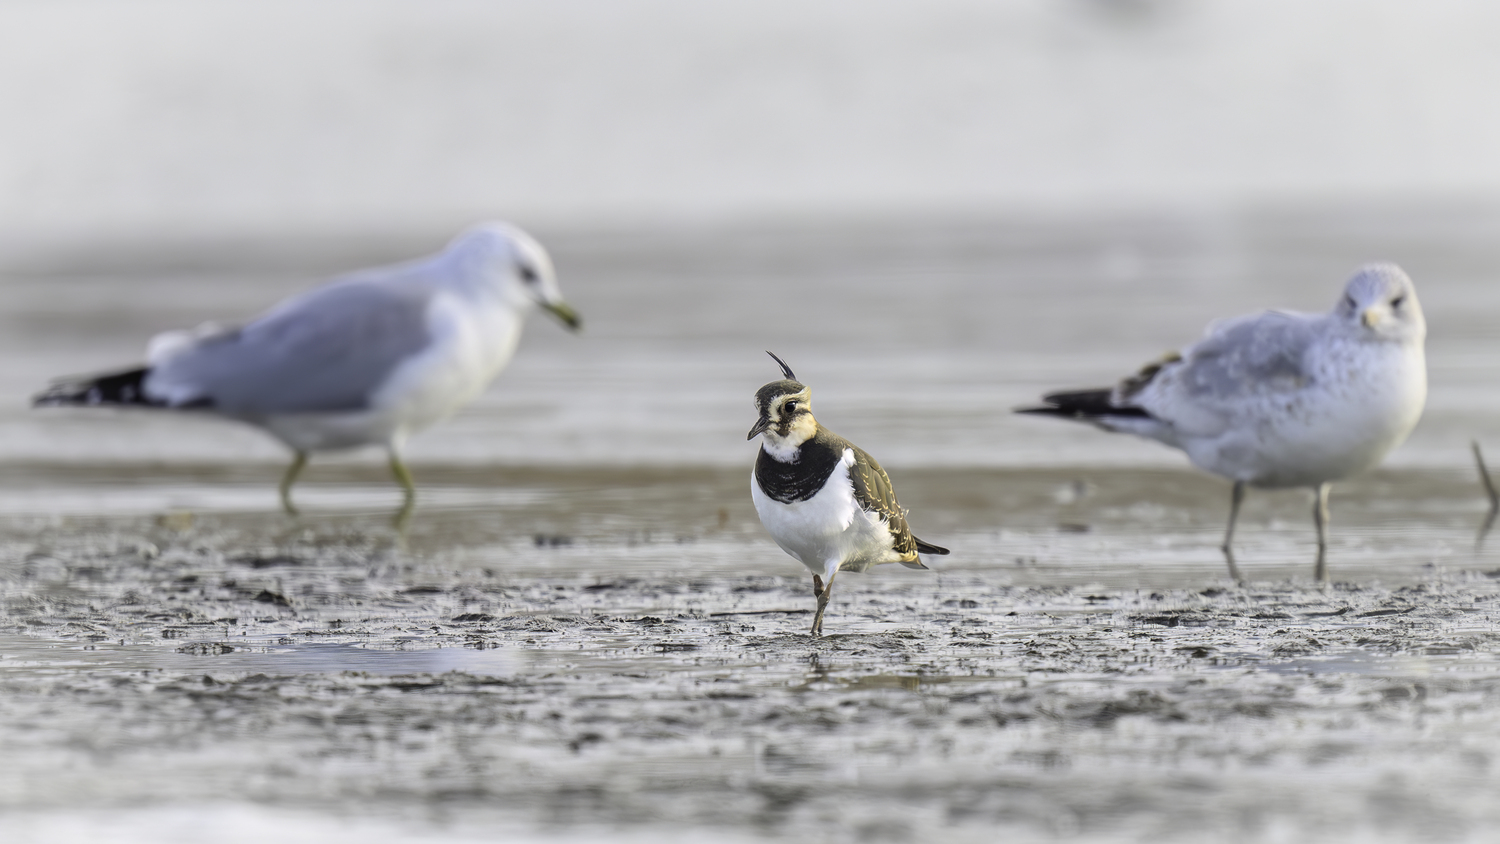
[766,349,797,380]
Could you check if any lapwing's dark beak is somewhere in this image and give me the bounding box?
[747,415,771,440]
[544,300,582,332]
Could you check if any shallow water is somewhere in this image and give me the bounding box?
[7,205,1500,471]
[5,212,1500,843]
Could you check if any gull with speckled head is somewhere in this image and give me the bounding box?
[34,221,581,526]
[1019,264,1426,582]
[748,352,949,635]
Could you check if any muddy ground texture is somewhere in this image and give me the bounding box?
[4,466,1500,843]
[0,464,1494,839]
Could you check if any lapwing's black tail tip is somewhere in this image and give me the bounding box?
[33,367,158,408]
[914,537,950,556]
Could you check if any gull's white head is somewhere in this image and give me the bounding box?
[444,221,581,331]
[1334,263,1423,344]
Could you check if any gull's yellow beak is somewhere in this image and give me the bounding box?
[544,301,583,332]
[1361,306,1383,329]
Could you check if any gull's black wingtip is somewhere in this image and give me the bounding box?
[1016,389,1152,420]
[31,367,160,408]
[1014,405,1073,418]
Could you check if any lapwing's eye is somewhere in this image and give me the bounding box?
[1391,295,1405,308]
[784,400,797,413]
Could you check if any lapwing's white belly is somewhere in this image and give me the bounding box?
[750,449,900,579]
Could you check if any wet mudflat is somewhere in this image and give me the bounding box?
[5,465,1500,843]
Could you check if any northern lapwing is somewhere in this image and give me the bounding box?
[748,351,949,635]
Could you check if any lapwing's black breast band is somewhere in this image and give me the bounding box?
[755,437,845,504]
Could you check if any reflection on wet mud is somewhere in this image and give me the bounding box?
[0,636,520,678]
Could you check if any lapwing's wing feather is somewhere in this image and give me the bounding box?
[816,429,928,562]
[913,536,949,555]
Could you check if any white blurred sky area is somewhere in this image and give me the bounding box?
[2,0,1500,242]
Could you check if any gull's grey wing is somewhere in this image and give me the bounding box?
[1019,310,1332,451]
[146,279,436,414]
[1132,310,1322,404]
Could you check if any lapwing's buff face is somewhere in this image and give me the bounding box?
[453,222,582,332]
[1335,263,1424,344]
[747,379,817,451]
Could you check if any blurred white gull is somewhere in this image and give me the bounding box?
[1020,264,1426,582]
[35,221,581,525]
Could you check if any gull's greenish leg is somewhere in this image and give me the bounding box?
[1312,482,1331,583]
[279,451,308,516]
[1220,481,1246,584]
[389,450,417,531]
[1474,442,1499,550]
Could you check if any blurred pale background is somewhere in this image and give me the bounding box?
[4,0,1500,240]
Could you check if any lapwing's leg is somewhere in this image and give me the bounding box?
[1312,482,1331,583]
[809,574,824,633]
[279,451,308,516]
[810,570,839,636]
[389,449,418,532]
[1220,481,1246,584]
[1474,442,1499,550]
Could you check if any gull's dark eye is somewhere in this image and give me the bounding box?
[1344,295,1357,310]
[1391,295,1405,308]
[519,264,539,284]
